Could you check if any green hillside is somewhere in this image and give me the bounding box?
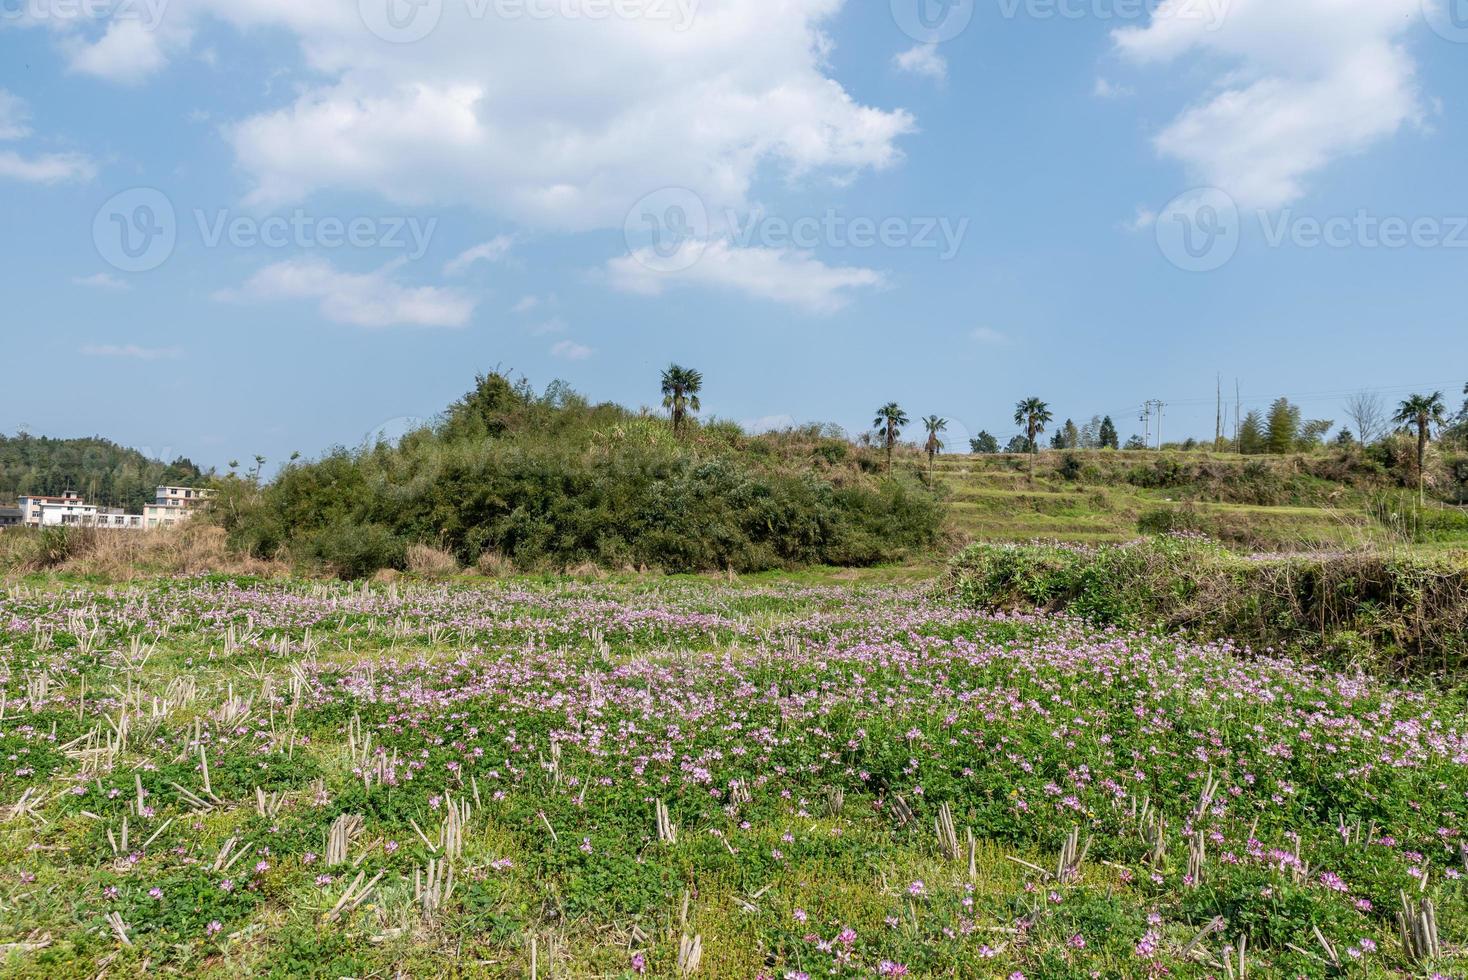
[0,434,205,512]
[928,448,1468,552]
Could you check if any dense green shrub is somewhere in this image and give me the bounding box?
[216,375,945,577]
[948,537,1468,676]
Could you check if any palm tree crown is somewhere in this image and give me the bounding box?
[923,416,947,467]
[1394,392,1447,504]
[873,402,909,472]
[660,364,703,436]
[1013,397,1053,474]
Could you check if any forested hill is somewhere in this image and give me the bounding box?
[0,434,205,512]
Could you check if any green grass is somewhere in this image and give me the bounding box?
[0,574,1463,977]
[928,451,1464,552]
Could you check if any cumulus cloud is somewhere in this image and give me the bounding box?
[894,44,947,82]
[606,239,885,315]
[216,258,475,328]
[1113,0,1423,208]
[27,1,910,234]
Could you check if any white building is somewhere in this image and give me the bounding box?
[144,485,214,529]
[17,486,211,531]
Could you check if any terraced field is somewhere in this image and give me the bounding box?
[929,452,1409,550]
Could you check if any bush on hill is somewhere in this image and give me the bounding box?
[212,374,945,577]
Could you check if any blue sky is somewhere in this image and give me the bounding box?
[2,0,1466,470]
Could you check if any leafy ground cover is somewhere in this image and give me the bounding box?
[0,577,1463,978]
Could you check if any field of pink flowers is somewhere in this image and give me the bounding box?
[0,576,1462,977]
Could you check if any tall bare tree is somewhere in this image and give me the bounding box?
[1344,391,1387,446]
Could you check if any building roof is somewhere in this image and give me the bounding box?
[0,507,21,518]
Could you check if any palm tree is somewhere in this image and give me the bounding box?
[873,402,909,473]
[1013,397,1053,475]
[1394,392,1447,505]
[922,415,948,470]
[660,364,703,437]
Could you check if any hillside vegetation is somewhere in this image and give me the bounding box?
[210,374,945,577]
[931,449,1468,551]
[0,434,204,512]
[948,535,1468,677]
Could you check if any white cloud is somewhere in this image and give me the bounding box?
[42,1,911,234]
[549,339,594,361]
[66,18,175,83]
[0,90,94,184]
[0,91,30,140]
[80,343,182,361]
[606,239,885,315]
[443,235,514,276]
[1122,206,1157,232]
[216,258,475,328]
[893,44,947,82]
[1113,0,1423,208]
[1092,77,1132,99]
[73,272,132,290]
[529,317,568,336]
[970,327,1009,345]
[0,150,96,184]
[511,295,540,314]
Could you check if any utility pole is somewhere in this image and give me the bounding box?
[1139,402,1152,448]
[1235,380,1242,453]
[1155,401,1165,448]
[1215,376,1223,452]
[1141,399,1166,449]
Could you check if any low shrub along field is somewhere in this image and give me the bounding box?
[947,535,1468,677]
[0,577,1462,976]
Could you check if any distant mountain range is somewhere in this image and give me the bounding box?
[0,434,207,513]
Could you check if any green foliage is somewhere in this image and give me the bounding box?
[968,431,1000,454]
[1265,398,1302,455]
[1098,416,1119,450]
[217,375,943,577]
[948,538,1468,675]
[0,434,204,511]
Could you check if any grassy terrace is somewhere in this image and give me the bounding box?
[928,451,1468,552]
[0,575,1462,977]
